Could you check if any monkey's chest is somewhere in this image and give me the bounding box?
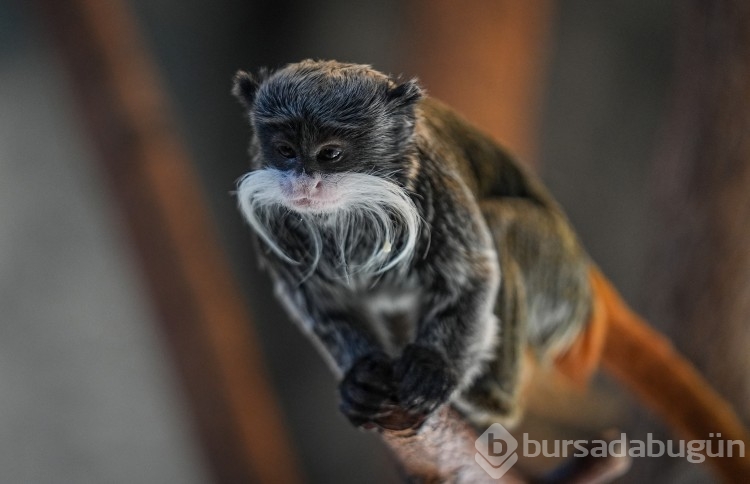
[362,289,421,355]
[268,208,418,285]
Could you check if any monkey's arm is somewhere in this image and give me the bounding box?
[310,305,401,428]
[274,280,381,371]
[386,159,503,423]
[394,237,500,422]
[272,275,405,427]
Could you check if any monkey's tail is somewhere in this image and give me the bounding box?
[588,267,750,482]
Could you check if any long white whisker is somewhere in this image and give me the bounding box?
[236,168,424,282]
[237,170,300,265]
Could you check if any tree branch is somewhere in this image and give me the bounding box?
[377,406,629,483]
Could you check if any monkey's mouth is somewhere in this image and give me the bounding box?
[278,174,343,212]
[287,195,342,212]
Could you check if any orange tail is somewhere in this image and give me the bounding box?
[588,267,750,482]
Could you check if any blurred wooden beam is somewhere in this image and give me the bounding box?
[32,1,303,482]
[644,0,750,480]
[407,0,555,165]
[649,0,750,424]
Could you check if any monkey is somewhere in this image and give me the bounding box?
[232,60,750,480]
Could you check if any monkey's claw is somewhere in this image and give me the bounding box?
[338,352,400,429]
[395,344,457,419]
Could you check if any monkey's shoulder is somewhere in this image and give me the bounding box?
[414,97,556,208]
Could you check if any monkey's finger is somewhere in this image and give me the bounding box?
[351,363,396,391]
[374,410,427,432]
[342,372,397,401]
[339,399,399,427]
[340,381,400,408]
[399,372,447,400]
[352,374,396,396]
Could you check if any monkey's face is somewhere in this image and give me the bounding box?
[234,60,422,214]
[233,60,422,274]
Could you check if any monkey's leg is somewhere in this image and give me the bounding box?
[455,199,591,427]
[452,249,528,427]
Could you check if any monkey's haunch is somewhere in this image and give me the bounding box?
[591,268,750,482]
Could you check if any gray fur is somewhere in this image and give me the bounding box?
[233,60,592,429]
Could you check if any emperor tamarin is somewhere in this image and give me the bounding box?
[231,59,594,430]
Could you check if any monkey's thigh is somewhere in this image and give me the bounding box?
[455,198,591,426]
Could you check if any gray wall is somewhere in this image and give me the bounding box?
[0,2,208,483]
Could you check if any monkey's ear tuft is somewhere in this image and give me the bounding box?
[387,78,423,108]
[232,70,261,109]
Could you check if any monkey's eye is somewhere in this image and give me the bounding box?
[318,146,342,161]
[276,144,296,159]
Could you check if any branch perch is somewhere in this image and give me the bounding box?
[376,406,629,483]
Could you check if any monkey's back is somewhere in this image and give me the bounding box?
[414,97,593,356]
[415,98,556,208]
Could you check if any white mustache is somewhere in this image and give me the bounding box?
[236,169,421,279]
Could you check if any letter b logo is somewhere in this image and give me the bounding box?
[475,423,519,479]
[488,433,508,456]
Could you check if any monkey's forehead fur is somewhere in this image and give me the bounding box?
[251,60,418,126]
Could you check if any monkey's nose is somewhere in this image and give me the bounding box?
[285,174,323,198]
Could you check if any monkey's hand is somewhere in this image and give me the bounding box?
[338,352,405,430]
[394,344,457,422]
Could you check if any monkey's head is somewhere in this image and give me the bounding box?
[233,60,423,275]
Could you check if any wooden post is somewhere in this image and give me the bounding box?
[32,1,303,482]
[645,0,750,480]
[649,0,750,424]
[407,0,555,165]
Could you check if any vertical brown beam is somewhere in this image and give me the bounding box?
[407,0,555,165]
[33,1,303,483]
[648,0,750,422]
[642,2,750,480]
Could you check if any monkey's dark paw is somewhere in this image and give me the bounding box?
[338,352,400,429]
[394,344,457,419]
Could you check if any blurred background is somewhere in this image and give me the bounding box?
[2,0,749,482]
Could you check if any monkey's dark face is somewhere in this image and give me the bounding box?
[234,60,422,214]
[251,117,362,212]
[234,61,422,274]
